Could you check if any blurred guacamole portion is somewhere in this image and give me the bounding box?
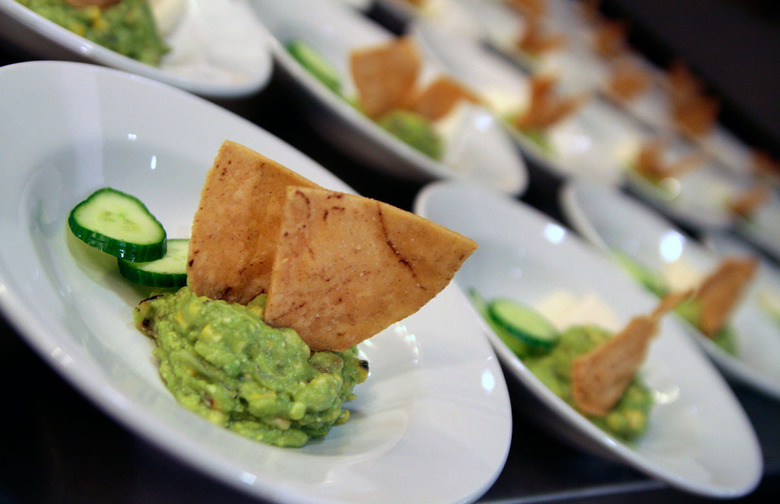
[17,0,169,65]
[377,109,443,160]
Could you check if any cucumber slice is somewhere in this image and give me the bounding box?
[286,39,342,94]
[68,187,166,262]
[488,298,560,349]
[118,239,189,288]
[469,289,538,357]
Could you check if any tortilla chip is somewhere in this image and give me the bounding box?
[515,76,588,130]
[593,19,629,59]
[634,139,705,181]
[187,140,320,304]
[405,76,481,122]
[350,37,422,119]
[666,60,705,101]
[729,186,770,220]
[672,94,720,137]
[607,57,651,101]
[696,257,758,337]
[571,293,689,416]
[264,187,478,351]
[571,316,655,416]
[515,15,564,55]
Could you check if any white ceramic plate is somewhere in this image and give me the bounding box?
[415,180,762,498]
[411,20,647,186]
[0,0,273,98]
[0,61,512,504]
[561,180,780,400]
[624,149,746,231]
[251,0,528,194]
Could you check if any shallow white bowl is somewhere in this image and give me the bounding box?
[0,61,512,504]
[562,180,780,400]
[624,153,747,232]
[252,0,528,194]
[0,0,273,98]
[415,180,762,498]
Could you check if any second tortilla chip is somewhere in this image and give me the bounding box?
[264,186,478,351]
[350,36,422,119]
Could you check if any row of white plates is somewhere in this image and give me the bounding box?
[0,60,776,504]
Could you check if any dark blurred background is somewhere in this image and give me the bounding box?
[601,0,779,154]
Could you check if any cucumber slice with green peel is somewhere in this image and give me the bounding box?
[468,289,544,357]
[118,239,189,288]
[488,298,560,349]
[286,39,343,94]
[68,187,166,262]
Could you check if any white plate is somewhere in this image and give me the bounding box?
[415,180,762,498]
[252,0,528,194]
[411,20,647,186]
[0,61,512,504]
[624,146,746,231]
[0,0,273,98]
[561,180,780,400]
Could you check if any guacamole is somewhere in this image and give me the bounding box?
[524,325,653,442]
[377,109,443,160]
[17,0,169,65]
[134,287,369,447]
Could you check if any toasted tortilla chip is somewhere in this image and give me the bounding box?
[729,186,770,219]
[607,57,651,101]
[634,139,705,181]
[515,15,564,55]
[405,76,481,122]
[187,141,320,304]
[666,60,705,101]
[571,293,689,416]
[593,19,629,59]
[350,37,422,119]
[264,187,478,351]
[515,76,588,130]
[672,94,720,137]
[696,257,758,337]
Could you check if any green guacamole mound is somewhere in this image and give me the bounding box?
[377,109,444,160]
[524,325,653,442]
[134,287,369,448]
[17,0,169,65]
